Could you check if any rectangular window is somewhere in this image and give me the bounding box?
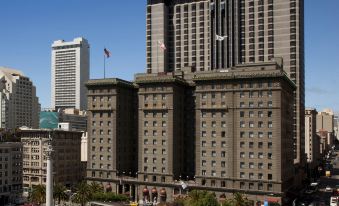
[268,111,272,118]
[258,142,263,149]
[240,162,245,169]
[221,131,226,138]
[249,102,254,108]
[268,121,273,128]
[240,142,245,148]
[202,151,206,157]
[240,132,245,138]
[268,163,272,170]
[258,163,264,169]
[240,172,245,178]
[258,121,263,128]
[258,132,264,138]
[221,151,226,157]
[258,101,263,107]
[240,121,245,128]
[211,151,216,157]
[249,142,254,148]
[249,132,254,138]
[258,111,263,118]
[268,142,273,149]
[240,102,245,108]
[240,152,245,158]
[249,121,254,128]
[240,111,245,117]
[258,153,264,159]
[268,101,273,107]
[249,152,254,159]
[268,153,272,159]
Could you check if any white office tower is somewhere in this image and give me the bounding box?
[0,67,40,129]
[51,37,90,110]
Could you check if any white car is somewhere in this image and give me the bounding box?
[326,186,332,192]
[311,182,319,187]
[330,196,338,206]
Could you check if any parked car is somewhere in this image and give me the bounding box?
[330,196,338,206]
[326,185,333,192]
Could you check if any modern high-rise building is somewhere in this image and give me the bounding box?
[51,37,90,110]
[146,0,305,165]
[0,67,40,129]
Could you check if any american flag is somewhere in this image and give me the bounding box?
[104,48,111,58]
[157,41,166,51]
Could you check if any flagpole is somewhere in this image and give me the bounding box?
[156,41,159,73]
[104,47,106,79]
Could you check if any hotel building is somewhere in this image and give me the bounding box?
[51,37,90,110]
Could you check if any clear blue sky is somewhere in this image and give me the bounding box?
[0,0,338,112]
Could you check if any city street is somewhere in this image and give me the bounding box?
[300,145,339,205]
[318,148,339,204]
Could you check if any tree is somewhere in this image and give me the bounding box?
[72,181,91,206]
[89,181,103,193]
[29,185,46,206]
[228,193,252,206]
[91,192,129,202]
[53,183,68,204]
[185,190,219,206]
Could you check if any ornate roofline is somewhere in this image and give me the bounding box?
[85,78,135,88]
[193,71,296,88]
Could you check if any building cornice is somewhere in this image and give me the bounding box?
[193,70,296,89]
[85,78,135,89]
[147,0,207,6]
[135,75,188,86]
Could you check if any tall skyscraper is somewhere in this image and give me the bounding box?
[0,67,40,129]
[146,0,304,165]
[51,37,90,110]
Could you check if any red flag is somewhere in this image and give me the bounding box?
[104,48,111,58]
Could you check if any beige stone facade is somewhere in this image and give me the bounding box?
[0,67,40,129]
[85,61,296,204]
[0,142,22,204]
[20,129,82,195]
[305,108,320,169]
[316,110,335,154]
